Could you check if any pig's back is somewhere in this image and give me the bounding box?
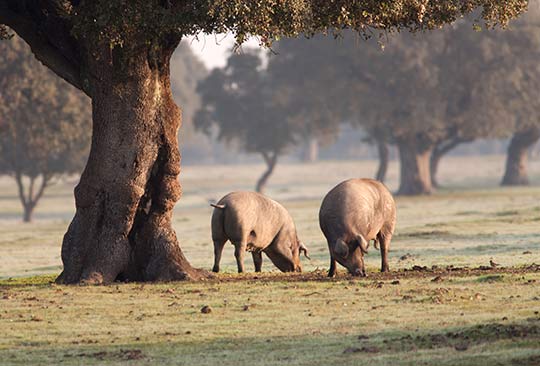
[219,191,287,247]
[319,179,394,241]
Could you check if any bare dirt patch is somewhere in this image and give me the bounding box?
[208,263,540,284]
[65,349,145,361]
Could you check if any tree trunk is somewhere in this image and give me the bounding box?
[375,138,389,183]
[56,43,208,284]
[430,137,469,188]
[397,140,433,195]
[23,204,34,223]
[501,127,540,186]
[256,152,278,193]
[14,173,49,223]
[303,137,319,163]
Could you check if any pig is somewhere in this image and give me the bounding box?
[210,191,309,273]
[319,178,396,277]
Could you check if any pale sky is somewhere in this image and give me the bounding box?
[186,33,262,69]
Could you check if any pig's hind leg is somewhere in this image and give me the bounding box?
[377,231,392,272]
[233,242,247,273]
[212,238,227,273]
[252,252,263,272]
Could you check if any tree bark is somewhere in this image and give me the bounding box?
[56,43,208,284]
[430,137,470,188]
[256,152,278,193]
[397,140,433,195]
[375,138,389,183]
[501,127,540,186]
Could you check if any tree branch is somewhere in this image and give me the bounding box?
[14,171,27,208]
[261,151,271,166]
[434,136,472,158]
[30,173,51,207]
[0,1,85,93]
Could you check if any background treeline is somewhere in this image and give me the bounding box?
[193,8,540,194]
[1,7,539,220]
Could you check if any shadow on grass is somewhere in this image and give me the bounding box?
[1,319,539,366]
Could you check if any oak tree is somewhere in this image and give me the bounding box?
[267,37,347,164]
[195,50,295,193]
[433,5,540,187]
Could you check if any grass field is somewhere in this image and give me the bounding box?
[1,156,539,365]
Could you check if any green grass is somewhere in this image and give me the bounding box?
[1,156,540,365]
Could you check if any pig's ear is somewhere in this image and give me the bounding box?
[299,242,310,260]
[334,239,349,257]
[357,235,369,254]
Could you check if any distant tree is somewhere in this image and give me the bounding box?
[427,23,504,188]
[195,51,295,193]
[501,128,540,185]
[336,13,539,192]
[432,8,540,188]
[431,5,540,187]
[267,37,346,164]
[257,5,538,193]
[0,36,91,222]
[269,32,452,193]
[496,6,540,185]
[344,31,450,195]
[263,24,516,192]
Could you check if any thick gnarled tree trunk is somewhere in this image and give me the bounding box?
[57,44,207,284]
[397,139,433,195]
[501,127,540,186]
[256,152,278,193]
[375,138,389,183]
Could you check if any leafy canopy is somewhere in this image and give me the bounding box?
[2,0,528,45]
[0,0,528,99]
